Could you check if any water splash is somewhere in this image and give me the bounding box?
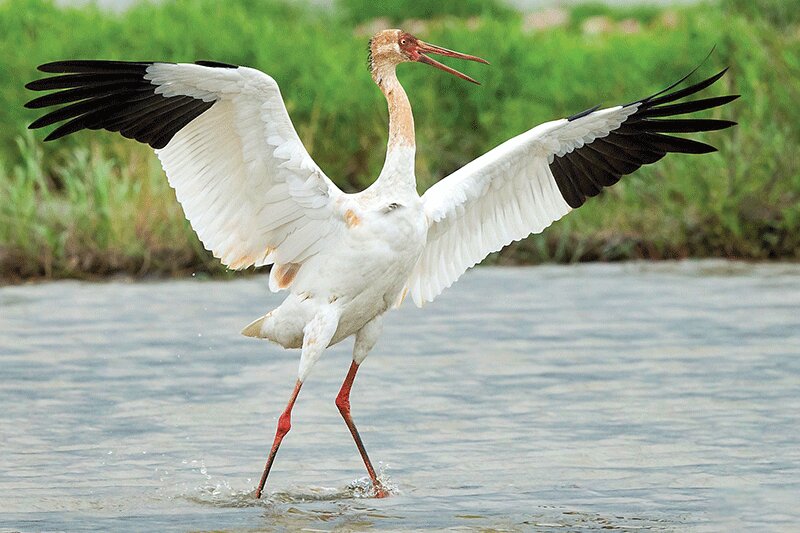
[184,464,397,508]
[347,462,399,498]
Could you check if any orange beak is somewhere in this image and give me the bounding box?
[413,40,489,84]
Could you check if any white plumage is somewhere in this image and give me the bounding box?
[26,29,738,499]
[409,105,639,304]
[151,64,343,272]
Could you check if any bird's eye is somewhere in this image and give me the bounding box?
[400,39,407,45]
[384,202,401,213]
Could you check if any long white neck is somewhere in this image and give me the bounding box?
[372,65,417,196]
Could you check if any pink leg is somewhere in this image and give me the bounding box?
[336,361,388,498]
[255,380,302,499]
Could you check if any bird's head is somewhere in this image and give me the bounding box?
[368,29,488,85]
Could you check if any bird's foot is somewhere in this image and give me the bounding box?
[373,483,390,498]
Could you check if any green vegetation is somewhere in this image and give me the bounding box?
[337,0,516,25]
[0,0,798,281]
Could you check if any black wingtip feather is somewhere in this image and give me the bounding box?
[645,67,729,107]
[636,118,738,133]
[194,60,238,69]
[25,83,151,109]
[37,60,152,74]
[644,133,718,154]
[639,94,740,118]
[567,104,601,122]
[550,55,737,208]
[632,46,717,106]
[26,58,220,147]
[26,72,145,91]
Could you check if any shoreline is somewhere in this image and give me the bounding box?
[3,257,797,287]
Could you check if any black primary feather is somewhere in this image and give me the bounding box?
[549,65,739,209]
[26,59,239,149]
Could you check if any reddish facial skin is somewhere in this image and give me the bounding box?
[397,32,489,84]
[398,33,422,59]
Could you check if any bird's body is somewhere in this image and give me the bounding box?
[26,29,739,499]
[243,189,427,354]
[241,99,430,360]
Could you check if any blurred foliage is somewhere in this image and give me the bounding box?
[721,0,800,29]
[0,0,798,280]
[337,0,516,25]
[567,2,663,27]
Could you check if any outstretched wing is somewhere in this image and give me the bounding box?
[26,60,345,287]
[406,67,739,306]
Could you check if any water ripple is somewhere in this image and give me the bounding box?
[1,262,798,531]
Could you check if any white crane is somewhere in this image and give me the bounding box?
[26,29,738,499]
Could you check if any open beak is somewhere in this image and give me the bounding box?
[415,40,489,84]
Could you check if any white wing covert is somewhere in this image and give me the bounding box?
[407,68,738,306]
[26,59,345,289]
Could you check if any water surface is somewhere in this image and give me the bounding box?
[1,261,798,531]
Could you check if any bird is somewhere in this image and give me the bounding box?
[25,29,738,499]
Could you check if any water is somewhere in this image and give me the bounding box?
[1,261,798,532]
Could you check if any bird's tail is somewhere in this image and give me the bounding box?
[241,313,271,338]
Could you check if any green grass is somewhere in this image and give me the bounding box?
[0,133,221,280]
[567,2,664,28]
[0,0,798,281]
[337,0,516,25]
